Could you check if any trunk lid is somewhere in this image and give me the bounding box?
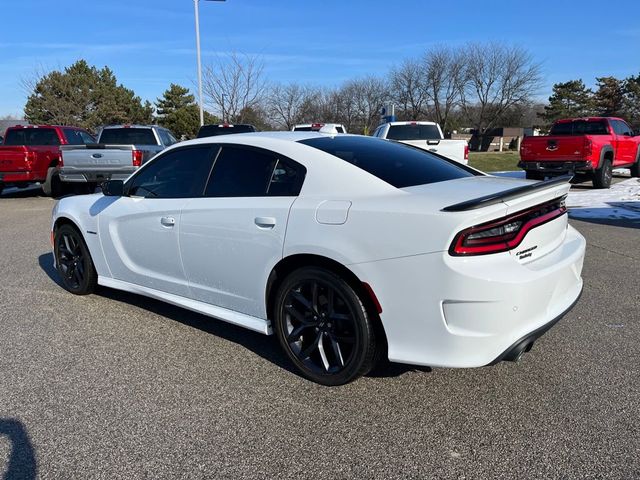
[404,175,570,262]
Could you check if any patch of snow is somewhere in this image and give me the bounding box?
[567,177,640,221]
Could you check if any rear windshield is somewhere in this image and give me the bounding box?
[4,128,60,146]
[386,124,441,140]
[99,128,159,145]
[299,136,474,188]
[550,120,609,136]
[197,125,256,138]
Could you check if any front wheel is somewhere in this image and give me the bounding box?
[273,267,378,386]
[593,158,612,189]
[54,224,97,295]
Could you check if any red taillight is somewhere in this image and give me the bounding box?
[132,150,143,167]
[24,150,36,167]
[450,197,567,256]
[583,137,592,157]
[58,150,64,167]
[464,144,469,161]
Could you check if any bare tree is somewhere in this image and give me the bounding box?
[423,46,467,131]
[266,83,314,130]
[390,59,429,120]
[202,52,267,123]
[341,76,389,134]
[461,43,542,133]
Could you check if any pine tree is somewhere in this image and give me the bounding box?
[622,74,640,129]
[155,84,217,139]
[539,80,593,124]
[24,60,153,131]
[593,76,625,117]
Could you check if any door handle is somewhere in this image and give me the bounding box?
[254,217,276,229]
[160,216,176,227]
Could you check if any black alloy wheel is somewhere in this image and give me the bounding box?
[274,267,377,386]
[54,224,97,295]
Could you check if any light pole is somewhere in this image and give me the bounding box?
[194,0,226,127]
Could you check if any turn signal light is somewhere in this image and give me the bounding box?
[449,197,567,256]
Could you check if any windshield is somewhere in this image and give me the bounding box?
[386,124,441,141]
[99,128,159,145]
[550,120,609,135]
[299,136,474,188]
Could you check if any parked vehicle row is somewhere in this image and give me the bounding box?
[519,117,640,188]
[52,132,585,385]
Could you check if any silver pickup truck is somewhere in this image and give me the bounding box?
[59,125,178,185]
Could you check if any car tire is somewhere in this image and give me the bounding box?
[273,267,377,386]
[593,158,612,189]
[525,171,544,181]
[0,182,4,196]
[630,152,640,178]
[42,167,63,197]
[54,224,97,295]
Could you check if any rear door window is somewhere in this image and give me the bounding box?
[205,146,305,197]
[4,128,60,146]
[99,128,159,145]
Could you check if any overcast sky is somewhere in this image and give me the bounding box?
[1,0,639,117]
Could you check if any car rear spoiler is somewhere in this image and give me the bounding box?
[441,175,572,212]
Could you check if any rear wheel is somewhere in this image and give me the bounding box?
[54,224,97,295]
[0,182,4,196]
[593,158,612,189]
[42,167,63,197]
[273,267,377,386]
[525,171,544,181]
[630,152,640,178]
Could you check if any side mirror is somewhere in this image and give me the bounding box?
[101,180,125,197]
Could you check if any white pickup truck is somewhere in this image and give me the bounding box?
[372,121,469,164]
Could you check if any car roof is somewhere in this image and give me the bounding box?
[383,121,438,126]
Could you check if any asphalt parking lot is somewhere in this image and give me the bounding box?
[0,184,638,479]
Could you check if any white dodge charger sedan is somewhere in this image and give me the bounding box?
[51,132,585,385]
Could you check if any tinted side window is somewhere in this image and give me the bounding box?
[300,136,474,188]
[205,146,305,197]
[4,128,60,146]
[63,129,95,145]
[612,120,631,136]
[127,147,215,198]
[158,129,178,146]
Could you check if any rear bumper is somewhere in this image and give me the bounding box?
[59,167,137,183]
[0,171,40,184]
[349,225,586,368]
[519,160,592,174]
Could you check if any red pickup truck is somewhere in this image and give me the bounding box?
[0,125,95,197]
[519,117,640,188]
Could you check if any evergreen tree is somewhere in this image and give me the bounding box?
[593,76,625,117]
[24,60,153,131]
[622,74,640,129]
[155,84,217,139]
[539,80,593,124]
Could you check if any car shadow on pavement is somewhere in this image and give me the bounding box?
[0,418,37,480]
[37,252,423,381]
